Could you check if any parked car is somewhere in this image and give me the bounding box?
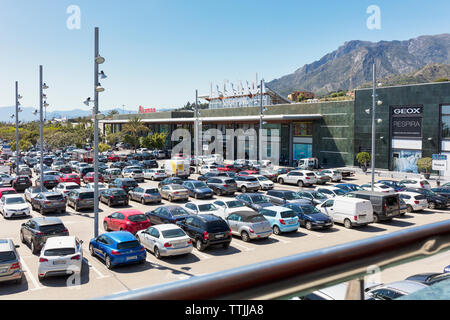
[0,195,31,218]
[59,165,73,174]
[366,280,429,300]
[236,193,273,212]
[128,186,161,204]
[235,176,260,193]
[160,184,189,202]
[141,160,158,169]
[335,183,364,193]
[259,206,299,235]
[83,172,104,184]
[177,214,232,251]
[283,203,334,230]
[0,187,17,199]
[109,178,138,193]
[402,187,449,210]
[277,170,317,187]
[398,191,428,213]
[0,239,23,284]
[136,224,193,258]
[318,196,374,229]
[213,199,251,218]
[216,164,238,173]
[143,169,167,181]
[226,211,272,242]
[103,168,122,183]
[405,272,450,286]
[59,173,81,185]
[206,177,237,196]
[158,177,184,189]
[182,180,214,199]
[265,190,312,206]
[103,209,150,234]
[100,188,129,207]
[18,166,32,177]
[252,174,274,190]
[399,198,408,215]
[85,182,109,198]
[430,187,450,199]
[184,202,222,215]
[24,186,48,203]
[199,164,218,175]
[258,169,278,182]
[345,191,401,223]
[312,171,331,185]
[89,231,146,269]
[30,192,66,214]
[11,175,32,192]
[122,168,144,182]
[20,217,69,254]
[377,180,406,192]
[0,173,14,186]
[399,179,432,190]
[238,170,259,177]
[54,182,80,199]
[197,171,228,182]
[66,188,95,211]
[146,205,192,225]
[314,186,348,198]
[360,183,396,193]
[37,236,83,281]
[37,174,60,190]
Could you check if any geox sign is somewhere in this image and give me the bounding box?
[391,106,423,138]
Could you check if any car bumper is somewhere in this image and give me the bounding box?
[279,223,299,232]
[4,210,30,218]
[170,194,189,200]
[160,245,193,256]
[38,262,82,278]
[111,252,146,266]
[42,205,66,213]
[249,230,272,239]
[143,196,161,203]
[0,269,23,282]
[196,193,214,199]
[309,222,334,229]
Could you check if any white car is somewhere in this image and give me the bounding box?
[136,224,193,259]
[314,186,348,198]
[143,168,167,181]
[54,182,81,198]
[0,173,14,186]
[183,202,222,215]
[360,183,395,193]
[0,195,30,218]
[122,168,144,182]
[85,182,108,197]
[213,199,255,219]
[399,179,432,190]
[199,164,217,175]
[24,186,49,203]
[398,191,428,212]
[37,236,83,281]
[252,175,274,190]
[277,170,317,187]
[319,169,342,182]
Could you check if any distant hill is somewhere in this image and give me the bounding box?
[267,34,450,97]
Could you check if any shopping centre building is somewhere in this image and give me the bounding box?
[99,81,450,174]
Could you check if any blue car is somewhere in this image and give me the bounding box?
[182,180,214,199]
[377,180,405,192]
[259,206,299,235]
[335,183,362,193]
[444,265,450,273]
[89,231,146,269]
[283,203,334,230]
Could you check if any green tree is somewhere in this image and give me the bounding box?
[417,157,432,174]
[356,152,371,170]
[121,117,149,153]
[98,143,110,153]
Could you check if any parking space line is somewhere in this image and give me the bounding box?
[232,241,254,251]
[20,257,44,291]
[300,229,323,238]
[270,235,291,244]
[82,251,110,279]
[193,250,211,260]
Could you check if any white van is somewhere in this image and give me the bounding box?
[163,159,190,179]
[318,196,374,229]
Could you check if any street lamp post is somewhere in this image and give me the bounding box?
[15,81,20,175]
[39,66,48,193]
[195,90,199,174]
[259,80,263,162]
[371,63,376,191]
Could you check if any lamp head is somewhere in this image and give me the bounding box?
[96,83,105,93]
[377,119,383,124]
[42,83,49,90]
[365,109,371,114]
[99,71,107,79]
[83,97,92,106]
[95,55,105,64]
[377,100,383,106]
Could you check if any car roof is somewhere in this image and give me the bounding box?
[153,224,182,231]
[43,236,76,249]
[376,280,428,294]
[3,194,24,199]
[0,188,16,192]
[31,217,63,226]
[115,209,145,216]
[0,239,15,253]
[103,231,137,243]
[197,214,223,222]
[264,206,293,212]
[42,192,63,196]
[230,210,262,217]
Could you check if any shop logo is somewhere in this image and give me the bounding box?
[393,107,421,115]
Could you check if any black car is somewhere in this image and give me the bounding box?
[30,192,66,214]
[177,214,231,251]
[66,188,95,211]
[100,188,129,207]
[236,193,273,212]
[403,187,449,209]
[109,178,138,193]
[140,152,154,160]
[405,273,450,286]
[43,156,53,166]
[431,187,450,199]
[79,166,94,179]
[19,217,69,254]
[110,161,129,170]
[283,203,333,230]
[12,175,32,192]
[37,175,60,190]
[146,205,192,225]
[141,160,158,169]
[158,177,184,189]
[265,190,312,206]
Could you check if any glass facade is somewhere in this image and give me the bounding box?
[209,95,272,109]
[293,144,313,161]
[441,105,450,139]
[293,122,313,137]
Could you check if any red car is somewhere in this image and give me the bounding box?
[108,154,120,162]
[0,187,17,198]
[103,209,151,234]
[59,173,81,185]
[238,170,259,176]
[217,164,238,172]
[83,172,104,184]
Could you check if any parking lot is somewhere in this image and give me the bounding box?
[0,163,449,300]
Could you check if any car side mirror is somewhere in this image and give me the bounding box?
[15,245,20,248]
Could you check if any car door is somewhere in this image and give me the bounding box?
[108,212,121,230]
[227,214,240,234]
[94,235,109,260]
[320,200,336,221]
[181,217,195,239]
[160,186,169,199]
[148,208,160,225]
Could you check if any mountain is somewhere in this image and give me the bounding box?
[267,34,450,97]
[358,63,450,88]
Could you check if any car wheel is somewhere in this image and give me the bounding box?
[241,186,247,193]
[429,202,436,209]
[406,205,413,213]
[105,256,113,269]
[241,231,250,242]
[196,239,205,251]
[151,176,155,181]
[168,195,173,202]
[297,180,304,187]
[305,221,312,230]
[373,214,379,223]
[344,219,352,229]
[40,207,44,215]
[31,241,38,254]
[154,246,161,259]
[141,198,145,204]
[278,178,284,185]
[273,225,281,235]
[108,200,112,207]
[89,244,95,256]
[103,221,109,231]
[20,231,25,244]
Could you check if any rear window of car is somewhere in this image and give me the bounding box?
[44,248,75,256]
[79,192,94,199]
[144,188,159,194]
[224,179,236,184]
[198,204,217,212]
[66,185,79,190]
[414,195,427,200]
[46,194,64,201]
[111,190,126,196]
[122,180,137,186]
[171,184,185,190]
[162,228,186,239]
[117,240,140,250]
[246,177,258,182]
[280,210,297,218]
[206,220,228,232]
[128,214,148,222]
[0,251,16,263]
[39,223,66,233]
[384,196,398,206]
[244,215,266,223]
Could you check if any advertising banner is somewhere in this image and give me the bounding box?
[392,150,421,173]
[390,106,423,138]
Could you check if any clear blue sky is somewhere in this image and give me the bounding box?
[0,0,449,112]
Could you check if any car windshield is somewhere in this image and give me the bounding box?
[66,185,79,190]
[226,200,245,208]
[301,205,322,215]
[192,182,207,188]
[116,240,140,250]
[198,204,217,212]
[251,195,269,203]
[334,189,347,195]
[162,228,186,239]
[284,192,302,200]
[79,192,94,199]
[2,190,16,196]
[311,192,327,199]
[128,214,147,222]
[169,208,189,216]
[258,176,270,181]
[0,251,16,263]
[5,197,25,204]
[44,248,75,256]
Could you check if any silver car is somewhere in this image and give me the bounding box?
[24,186,49,203]
[0,239,23,284]
[160,184,189,202]
[0,173,14,186]
[129,186,162,204]
[226,211,272,242]
[143,169,167,181]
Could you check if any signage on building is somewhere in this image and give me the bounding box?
[390,106,423,138]
[139,106,156,114]
[432,154,447,171]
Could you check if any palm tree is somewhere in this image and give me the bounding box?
[107,109,119,119]
[121,116,149,153]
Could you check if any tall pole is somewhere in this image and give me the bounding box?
[259,80,263,162]
[15,81,19,175]
[93,27,100,238]
[371,63,376,192]
[195,90,199,174]
[39,66,44,192]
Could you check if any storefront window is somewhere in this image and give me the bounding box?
[293,144,312,161]
[293,122,312,136]
[441,105,450,139]
[392,150,422,173]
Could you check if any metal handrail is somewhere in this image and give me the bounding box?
[97,220,450,300]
